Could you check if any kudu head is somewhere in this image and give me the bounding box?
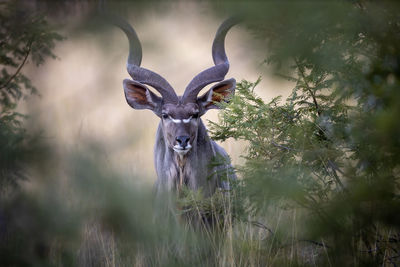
[114,16,238,155]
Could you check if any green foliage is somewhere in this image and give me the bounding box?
[0,1,63,108]
[209,1,400,265]
[177,183,244,231]
[0,1,63,190]
[0,147,241,266]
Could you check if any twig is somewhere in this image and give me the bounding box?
[360,248,379,253]
[298,239,330,248]
[250,220,274,235]
[295,58,321,117]
[271,141,293,151]
[294,58,348,191]
[387,255,398,267]
[279,239,330,249]
[322,159,347,192]
[327,159,345,176]
[0,39,33,90]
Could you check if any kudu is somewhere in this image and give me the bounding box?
[106,12,238,196]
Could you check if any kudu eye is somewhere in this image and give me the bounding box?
[162,113,168,119]
[192,113,199,119]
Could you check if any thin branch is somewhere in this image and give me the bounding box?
[294,58,348,192]
[322,158,347,192]
[295,58,321,116]
[279,239,330,249]
[0,39,33,90]
[250,220,274,235]
[327,159,345,176]
[326,160,347,192]
[271,141,293,151]
[298,239,331,248]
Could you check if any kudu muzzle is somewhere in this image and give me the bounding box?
[176,136,190,150]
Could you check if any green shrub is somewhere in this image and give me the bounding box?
[209,2,400,264]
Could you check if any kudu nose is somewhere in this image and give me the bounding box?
[176,136,190,149]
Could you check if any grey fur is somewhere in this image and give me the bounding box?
[154,120,234,196]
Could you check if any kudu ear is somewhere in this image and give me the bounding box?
[123,79,162,115]
[198,78,236,112]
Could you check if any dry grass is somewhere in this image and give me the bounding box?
[71,188,332,267]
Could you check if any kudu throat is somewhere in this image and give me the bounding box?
[176,153,187,189]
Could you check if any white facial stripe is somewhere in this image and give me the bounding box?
[169,115,193,124]
[169,116,182,124]
[182,116,192,123]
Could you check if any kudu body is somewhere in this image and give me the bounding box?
[107,13,238,196]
